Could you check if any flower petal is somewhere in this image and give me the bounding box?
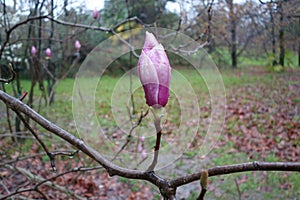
[143,31,159,54]
[138,50,159,106]
[148,44,171,86]
[147,44,171,106]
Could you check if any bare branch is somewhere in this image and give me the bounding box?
[2,165,85,200]
[169,161,300,188]
[0,63,16,83]
[0,150,77,167]
[112,109,149,161]
[0,15,49,58]
[13,109,57,171]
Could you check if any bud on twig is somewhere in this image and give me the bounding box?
[31,46,37,56]
[75,40,81,52]
[138,31,171,108]
[45,48,51,59]
[93,8,99,20]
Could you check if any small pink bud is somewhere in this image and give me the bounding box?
[31,46,37,56]
[142,150,147,159]
[93,8,99,19]
[45,48,51,58]
[140,136,145,143]
[138,31,171,108]
[75,40,81,51]
[138,144,143,152]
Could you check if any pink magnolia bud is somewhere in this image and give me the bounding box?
[45,48,51,58]
[75,40,81,51]
[140,136,145,143]
[31,46,37,56]
[138,31,171,108]
[138,144,143,152]
[142,150,147,159]
[93,8,99,19]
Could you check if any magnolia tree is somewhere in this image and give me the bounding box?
[0,1,299,200]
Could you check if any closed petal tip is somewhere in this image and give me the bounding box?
[143,31,159,53]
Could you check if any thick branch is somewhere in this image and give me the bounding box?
[169,161,300,188]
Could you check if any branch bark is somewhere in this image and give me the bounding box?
[169,161,300,188]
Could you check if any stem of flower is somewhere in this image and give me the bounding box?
[154,130,162,151]
[146,107,162,172]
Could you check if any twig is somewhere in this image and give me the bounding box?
[169,161,300,188]
[146,108,162,172]
[2,165,85,200]
[0,150,78,167]
[47,56,80,107]
[111,109,149,161]
[19,91,28,101]
[0,63,16,83]
[234,178,242,200]
[0,16,49,58]
[13,110,57,172]
[146,130,161,172]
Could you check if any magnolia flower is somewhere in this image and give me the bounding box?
[45,48,51,59]
[75,40,81,51]
[93,8,99,19]
[31,46,37,56]
[137,31,171,108]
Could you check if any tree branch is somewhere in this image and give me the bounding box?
[0,63,16,83]
[169,161,300,188]
[2,165,85,200]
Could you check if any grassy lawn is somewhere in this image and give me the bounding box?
[1,66,299,199]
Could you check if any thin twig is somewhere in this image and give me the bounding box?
[0,63,16,83]
[146,109,162,172]
[234,178,242,200]
[111,109,149,161]
[13,109,57,172]
[0,150,78,167]
[2,165,86,200]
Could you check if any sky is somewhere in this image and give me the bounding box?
[84,0,260,12]
[5,0,260,15]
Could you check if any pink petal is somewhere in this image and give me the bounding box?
[147,44,171,106]
[143,31,159,54]
[138,50,159,106]
[138,144,143,152]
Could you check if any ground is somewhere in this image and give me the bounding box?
[0,66,299,199]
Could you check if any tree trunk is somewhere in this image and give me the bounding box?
[48,0,56,104]
[298,17,300,67]
[278,1,285,66]
[269,4,277,66]
[229,0,237,68]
